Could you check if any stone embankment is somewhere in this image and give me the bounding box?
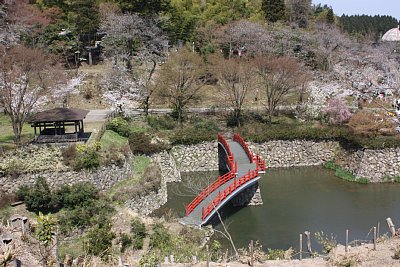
[0,161,134,193]
[126,151,181,216]
[339,147,400,183]
[250,140,339,168]
[171,142,218,172]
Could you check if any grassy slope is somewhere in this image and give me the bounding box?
[0,113,34,150]
[107,156,151,200]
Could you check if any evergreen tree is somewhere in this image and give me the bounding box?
[262,0,285,22]
[326,8,334,24]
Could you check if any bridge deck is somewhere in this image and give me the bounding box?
[180,140,257,226]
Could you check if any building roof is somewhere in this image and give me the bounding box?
[382,26,400,42]
[29,108,89,123]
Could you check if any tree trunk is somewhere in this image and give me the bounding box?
[144,95,150,116]
[12,120,23,147]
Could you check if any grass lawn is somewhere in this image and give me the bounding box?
[58,237,84,259]
[100,130,129,150]
[0,113,34,150]
[107,156,151,200]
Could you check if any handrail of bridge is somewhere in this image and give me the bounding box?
[185,163,236,216]
[201,169,259,220]
[233,133,255,162]
[185,134,237,217]
[218,133,233,157]
[233,133,267,172]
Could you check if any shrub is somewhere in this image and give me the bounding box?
[16,177,56,213]
[129,133,166,155]
[170,124,217,145]
[266,248,286,260]
[119,233,133,252]
[149,223,172,253]
[57,182,99,209]
[58,198,114,234]
[349,110,395,137]
[323,98,352,125]
[106,117,131,137]
[131,217,146,250]
[73,144,101,170]
[61,145,77,167]
[0,191,16,209]
[147,115,176,130]
[84,223,116,258]
[315,231,337,253]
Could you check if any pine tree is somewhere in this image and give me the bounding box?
[262,0,285,23]
[326,8,334,24]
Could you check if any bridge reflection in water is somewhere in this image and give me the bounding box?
[180,133,266,226]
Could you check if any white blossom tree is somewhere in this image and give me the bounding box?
[99,12,168,113]
[0,45,62,145]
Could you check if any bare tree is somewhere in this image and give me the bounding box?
[99,11,168,112]
[209,54,254,126]
[0,45,61,145]
[154,48,206,125]
[255,56,304,122]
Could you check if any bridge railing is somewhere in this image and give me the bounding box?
[185,134,237,217]
[201,169,259,220]
[233,133,267,172]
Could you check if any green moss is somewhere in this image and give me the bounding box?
[323,161,369,184]
[107,156,151,200]
[58,237,84,259]
[100,130,128,150]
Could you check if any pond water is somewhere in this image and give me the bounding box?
[154,167,400,252]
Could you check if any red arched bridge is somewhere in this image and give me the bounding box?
[180,133,266,226]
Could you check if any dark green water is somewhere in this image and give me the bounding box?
[154,167,400,251]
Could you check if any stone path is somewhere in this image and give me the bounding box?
[84,109,113,122]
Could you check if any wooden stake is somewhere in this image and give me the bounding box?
[299,234,303,260]
[304,231,313,255]
[377,222,380,239]
[386,217,396,237]
[373,227,377,250]
[345,229,349,253]
[206,245,209,267]
[250,240,254,267]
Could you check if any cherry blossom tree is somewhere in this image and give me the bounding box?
[323,97,352,125]
[154,48,206,125]
[209,54,254,126]
[255,56,304,122]
[0,45,61,145]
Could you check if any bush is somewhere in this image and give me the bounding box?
[106,117,131,137]
[110,162,161,203]
[58,198,114,234]
[84,223,116,258]
[56,182,99,209]
[149,223,172,252]
[119,233,133,252]
[131,217,146,250]
[147,115,176,130]
[170,123,218,145]
[0,191,16,209]
[323,161,368,184]
[74,144,101,170]
[61,145,77,167]
[16,177,56,213]
[129,133,166,155]
[349,110,395,137]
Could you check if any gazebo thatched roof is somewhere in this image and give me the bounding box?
[29,108,89,123]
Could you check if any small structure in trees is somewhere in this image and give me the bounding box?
[382,26,400,42]
[29,108,89,143]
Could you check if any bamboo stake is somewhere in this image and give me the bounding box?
[345,229,349,254]
[377,222,380,239]
[206,245,209,267]
[373,227,377,250]
[250,240,254,267]
[299,234,303,260]
[304,231,313,255]
[386,217,396,237]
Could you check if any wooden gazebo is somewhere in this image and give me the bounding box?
[29,108,89,143]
